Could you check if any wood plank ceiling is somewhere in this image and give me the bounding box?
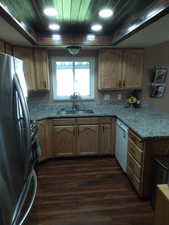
[0,0,154,35]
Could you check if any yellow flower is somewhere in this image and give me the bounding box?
[128,96,137,103]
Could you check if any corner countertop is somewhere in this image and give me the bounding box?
[29,103,169,139]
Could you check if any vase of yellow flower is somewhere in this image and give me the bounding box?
[127,95,141,110]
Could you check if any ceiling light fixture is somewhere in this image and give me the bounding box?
[99,8,114,18]
[67,46,81,55]
[91,24,102,32]
[43,7,57,17]
[86,34,96,41]
[49,23,60,31]
[52,34,61,41]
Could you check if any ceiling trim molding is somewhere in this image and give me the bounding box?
[0,3,38,45]
[37,35,113,47]
[112,0,169,45]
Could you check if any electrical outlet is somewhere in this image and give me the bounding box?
[104,94,110,101]
[117,93,122,100]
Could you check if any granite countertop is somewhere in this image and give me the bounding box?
[29,103,169,139]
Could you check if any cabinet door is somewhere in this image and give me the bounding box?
[5,43,13,55]
[98,49,122,90]
[52,126,75,157]
[34,49,50,91]
[77,125,99,155]
[0,40,5,53]
[122,50,143,89]
[37,121,49,161]
[13,47,36,91]
[100,124,112,155]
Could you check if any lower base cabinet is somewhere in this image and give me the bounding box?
[100,123,112,155]
[37,117,115,161]
[77,125,99,155]
[52,125,75,157]
[37,120,52,161]
[127,129,169,198]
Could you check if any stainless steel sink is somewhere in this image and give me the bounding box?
[58,109,94,115]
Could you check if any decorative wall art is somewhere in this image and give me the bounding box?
[151,66,168,98]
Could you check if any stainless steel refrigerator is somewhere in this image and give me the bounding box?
[0,53,37,225]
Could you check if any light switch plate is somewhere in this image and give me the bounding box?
[104,94,110,101]
[117,93,122,100]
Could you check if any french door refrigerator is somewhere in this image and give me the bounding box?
[0,53,37,225]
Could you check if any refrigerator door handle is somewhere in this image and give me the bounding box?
[17,169,37,225]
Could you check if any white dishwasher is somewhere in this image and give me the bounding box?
[115,119,128,173]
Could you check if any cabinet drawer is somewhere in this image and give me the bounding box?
[127,166,142,195]
[77,117,99,125]
[129,129,144,149]
[128,139,143,164]
[48,118,76,126]
[128,152,142,179]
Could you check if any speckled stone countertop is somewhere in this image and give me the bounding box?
[29,103,169,139]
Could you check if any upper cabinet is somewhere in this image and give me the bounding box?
[34,49,50,91]
[13,47,50,92]
[122,50,143,89]
[13,47,36,91]
[98,49,144,90]
[98,49,122,90]
[0,40,13,55]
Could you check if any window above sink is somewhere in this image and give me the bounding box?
[51,57,95,101]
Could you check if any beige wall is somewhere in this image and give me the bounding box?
[142,41,169,112]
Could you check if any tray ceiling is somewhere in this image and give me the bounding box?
[0,0,154,35]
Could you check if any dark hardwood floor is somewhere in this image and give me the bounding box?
[25,157,153,225]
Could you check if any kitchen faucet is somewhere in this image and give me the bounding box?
[71,92,80,111]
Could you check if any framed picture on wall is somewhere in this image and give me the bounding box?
[153,67,168,83]
[151,84,166,98]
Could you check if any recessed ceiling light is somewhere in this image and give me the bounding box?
[86,34,96,41]
[52,34,61,41]
[99,8,113,18]
[91,24,102,32]
[49,23,60,31]
[43,7,57,17]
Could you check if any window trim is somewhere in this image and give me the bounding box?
[52,57,95,101]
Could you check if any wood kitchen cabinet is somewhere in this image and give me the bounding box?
[100,124,112,154]
[77,125,99,155]
[122,50,143,89]
[37,117,115,161]
[34,48,50,91]
[98,49,122,90]
[13,47,50,92]
[5,43,13,55]
[154,184,169,225]
[127,129,169,198]
[0,40,13,55]
[98,49,143,90]
[0,40,5,53]
[37,120,50,162]
[13,47,36,91]
[52,125,75,157]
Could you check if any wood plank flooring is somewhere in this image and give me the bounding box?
[25,158,153,225]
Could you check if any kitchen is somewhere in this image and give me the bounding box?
[1,0,169,225]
